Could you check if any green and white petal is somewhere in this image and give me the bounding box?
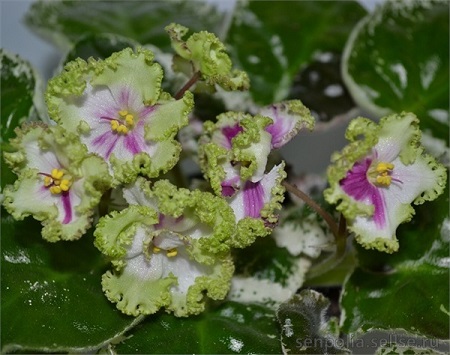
[135,178,236,257]
[46,47,192,182]
[4,123,88,174]
[232,113,273,182]
[165,23,249,91]
[96,179,236,316]
[3,124,112,242]
[258,100,315,149]
[3,170,88,242]
[200,112,273,192]
[94,205,158,264]
[230,162,287,248]
[325,112,447,253]
[101,248,234,317]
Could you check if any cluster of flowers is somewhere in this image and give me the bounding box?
[3,23,446,317]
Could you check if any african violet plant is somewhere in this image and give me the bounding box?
[1,0,449,354]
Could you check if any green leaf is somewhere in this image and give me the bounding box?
[113,301,281,354]
[25,0,223,53]
[229,236,310,306]
[287,51,356,125]
[276,290,350,354]
[342,1,449,143]
[227,0,367,104]
[63,33,139,63]
[1,50,42,191]
[0,50,40,145]
[340,180,450,339]
[1,215,139,353]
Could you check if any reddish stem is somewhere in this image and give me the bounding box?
[174,71,201,99]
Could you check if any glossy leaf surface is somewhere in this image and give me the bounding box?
[1,50,38,145]
[340,182,450,339]
[114,301,281,354]
[227,0,367,103]
[229,236,310,307]
[1,51,40,190]
[25,0,223,53]
[343,0,449,142]
[63,33,139,63]
[1,215,137,353]
[288,51,356,125]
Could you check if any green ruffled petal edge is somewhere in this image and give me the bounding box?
[110,139,182,184]
[324,116,379,219]
[168,255,235,317]
[325,112,447,221]
[165,23,249,91]
[46,47,164,132]
[94,205,159,269]
[3,125,112,242]
[232,113,273,181]
[148,179,236,259]
[101,254,234,317]
[199,111,273,194]
[231,162,287,248]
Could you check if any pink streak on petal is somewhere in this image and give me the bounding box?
[118,88,131,107]
[123,119,147,155]
[92,130,120,159]
[124,132,143,155]
[265,105,295,149]
[222,124,243,149]
[243,180,264,218]
[340,158,386,228]
[61,192,72,224]
[139,105,157,118]
[266,106,284,148]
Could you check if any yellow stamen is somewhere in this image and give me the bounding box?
[60,179,72,192]
[125,114,134,126]
[376,162,394,174]
[49,185,62,194]
[117,124,129,134]
[118,110,128,117]
[376,174,392,186]
[373,161,395,186]
[44,176,53,187]
[51,168,64,180]
[110,120,120,131]
[166,249,178,258]
[153,246,161,253]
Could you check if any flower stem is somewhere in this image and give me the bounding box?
[306,213,349,279]
[282,181,349,279]
[175,71,201,99]
[282,180,340,238]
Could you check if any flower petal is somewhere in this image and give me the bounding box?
[228,162,287,248]
[46,48,192,182]
[325,112,447,253]
[258,100,315,149]
[3,125,112,242]
[165,23,249,91]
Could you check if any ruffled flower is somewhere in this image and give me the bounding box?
[46,47,193,184]
[94,178,235,316]
[165,23,249,91]
[199,100,315,247]
[325,112,447,253]
[3,124,112,242]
